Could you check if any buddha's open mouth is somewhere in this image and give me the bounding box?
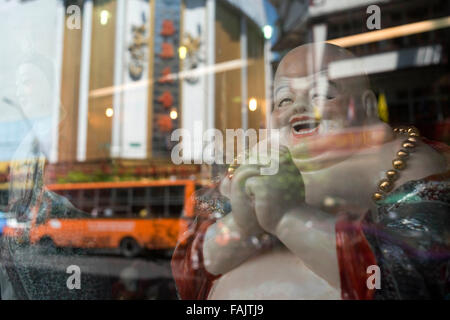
[290,116,320,138]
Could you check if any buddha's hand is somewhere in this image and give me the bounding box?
[220,164,265,237]
[244,146,305,235]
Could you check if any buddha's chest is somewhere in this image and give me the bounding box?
[208,248,341,300]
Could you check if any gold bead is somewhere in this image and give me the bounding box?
[378,179,393,193]
[393,158,406,170]
[373,192,384,201]
[408,127,420,137]
[227,162,238,179]
[394,127,406,134]
[397,149,409,159]
[386,169,399,181]
[407,136,418,143]
[402,141,416,151]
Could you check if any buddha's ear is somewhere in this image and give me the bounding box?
[362,90,379,121]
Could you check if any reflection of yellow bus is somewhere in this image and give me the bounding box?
[4,180,196,257]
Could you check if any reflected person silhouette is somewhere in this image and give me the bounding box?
[0,54,113,300]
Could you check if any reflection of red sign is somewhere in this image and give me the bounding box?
[160,20,175,37]
[157,91,174,108]
[160,42,175,59]
[158,67,174,83]
[157,115,173,132]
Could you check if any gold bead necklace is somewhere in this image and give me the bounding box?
[372,126,420,202]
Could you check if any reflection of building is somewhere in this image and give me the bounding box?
[0,0,270,183]
[270,0,449,142]
[61,0,268,165]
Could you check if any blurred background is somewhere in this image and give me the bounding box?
[0,0,448,299]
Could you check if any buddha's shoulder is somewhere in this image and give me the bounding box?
[408,139,447,175]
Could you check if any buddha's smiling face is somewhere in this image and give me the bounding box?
[271,44,384,171]
[273,70,350,142]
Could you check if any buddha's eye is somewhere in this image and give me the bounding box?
[312,93,335,100]
[278,98,293,108]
